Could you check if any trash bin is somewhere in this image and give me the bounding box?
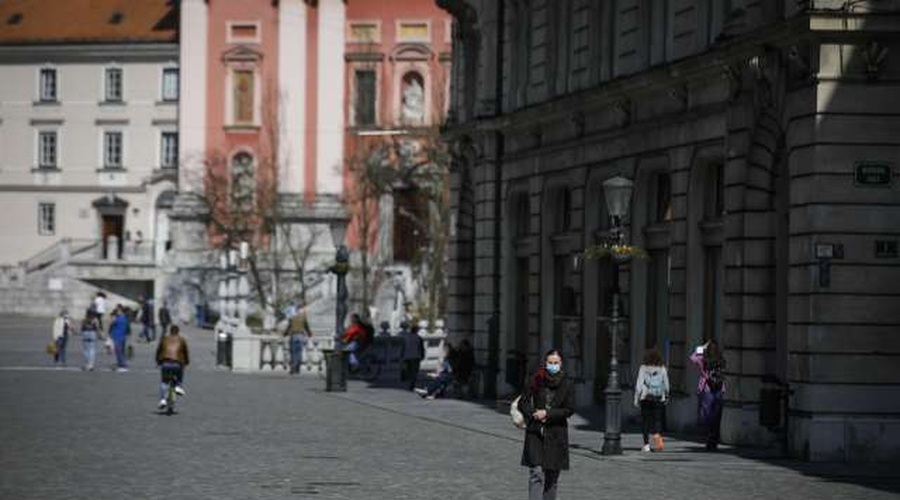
[323,349,347,392]
[216,331,232,368]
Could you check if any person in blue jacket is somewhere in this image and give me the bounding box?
[108,305,131,372]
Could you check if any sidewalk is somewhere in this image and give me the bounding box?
[325,380,900,491]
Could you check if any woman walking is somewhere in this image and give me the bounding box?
[634,349,670,452]
[80,310,100,371]
[51,310,70,366]
[690,339,726,451]
[518,349,574,500]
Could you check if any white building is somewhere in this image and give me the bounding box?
[0,0,179,314]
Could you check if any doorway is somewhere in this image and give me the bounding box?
[101,214,124,259]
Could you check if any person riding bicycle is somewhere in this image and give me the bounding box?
[155,325,190,410]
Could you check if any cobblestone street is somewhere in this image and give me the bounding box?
[1,315,897,500]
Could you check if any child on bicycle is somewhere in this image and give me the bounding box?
[155,324,190,410]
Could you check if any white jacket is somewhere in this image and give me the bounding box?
[52,317,69,340]
[633,364,670,406]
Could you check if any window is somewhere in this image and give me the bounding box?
[227,22,260,44]
[705,163,725,219]
[646,249,670,349]
[553,188,572,232]
[38,203,55,235]
[104,132,123,168]
[38,131,57,168]
[161,68,179,102]
[160,132,178,168]
[231,152,255,209]
[397,21,430,42]
[39,68,57,102]
[105,68,123,102]
[233,70,255,124]
[653,172,673,223]
[354,70,376,126]
[349,22,380,43]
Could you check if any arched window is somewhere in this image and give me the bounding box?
[231,152,255,210]
[400,71,426,125]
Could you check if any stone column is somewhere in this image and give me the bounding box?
[278,0,307,196]
[316,0,346,197]
[178,0,208,193]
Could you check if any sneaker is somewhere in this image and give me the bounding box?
[116,367,129,372]
[425,394,436,400]
[158,399,167,410]
[641,444,651,452]
[413,388,427,396]
[174,386,186,396]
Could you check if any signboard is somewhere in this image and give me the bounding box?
[854,162,893,187]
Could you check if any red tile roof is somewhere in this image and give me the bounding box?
[0,0,177,45]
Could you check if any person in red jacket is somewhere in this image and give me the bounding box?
[340,313,368,371]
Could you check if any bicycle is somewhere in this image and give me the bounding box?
[160,364,179,415]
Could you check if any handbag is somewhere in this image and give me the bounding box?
[45,341,57,356]
[510,395,526,429]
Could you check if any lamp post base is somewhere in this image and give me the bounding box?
[602,387,623,455]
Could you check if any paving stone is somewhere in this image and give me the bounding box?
[0,315,897,500]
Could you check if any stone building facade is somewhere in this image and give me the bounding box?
[440,0,900,461]
[0,0,179,314]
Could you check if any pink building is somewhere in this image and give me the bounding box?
[171,0,451,318]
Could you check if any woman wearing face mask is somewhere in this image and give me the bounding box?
[517,349,575,500]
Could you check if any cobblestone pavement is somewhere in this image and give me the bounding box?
[1,315,898,500]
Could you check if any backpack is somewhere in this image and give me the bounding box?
[644,368,666,400]
[706,358,725,392]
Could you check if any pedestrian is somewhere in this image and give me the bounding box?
[80,309,100,371]
[158,300,172,337]
[140,296,156,342]
[283,304,311,375]
[51,309,70,366]
[340,313,367,372]
[92,292,107,330]
[634,349,670,452]
[690,339,726,451]
[108,305,130,372]
[415,344,452,399]
[518,349,574,500]
[400,321,424,391]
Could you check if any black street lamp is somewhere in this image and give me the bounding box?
[601,175,634,456]
[325,210,349,392]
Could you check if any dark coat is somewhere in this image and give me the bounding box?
[518,371,575,471]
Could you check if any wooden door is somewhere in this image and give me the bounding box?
[101,214,124,259]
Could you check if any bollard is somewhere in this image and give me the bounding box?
[324,349,347,392]
[216,331,232,368]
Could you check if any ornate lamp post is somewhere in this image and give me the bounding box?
[324,207,349,392]
[601,175,634,456]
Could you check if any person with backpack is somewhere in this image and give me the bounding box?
[690,338,726,451]
[634,349,670,452]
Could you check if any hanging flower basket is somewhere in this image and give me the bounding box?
[583,244,649,264]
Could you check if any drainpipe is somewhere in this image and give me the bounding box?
[488,0,505,399]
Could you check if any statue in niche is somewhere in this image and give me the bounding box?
[401,73,425,125]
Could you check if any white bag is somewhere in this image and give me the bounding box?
[510,395,526,429]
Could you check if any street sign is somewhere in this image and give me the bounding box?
[854,162,893,187]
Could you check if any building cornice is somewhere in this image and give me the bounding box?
[451,19,810,138]
[0,43,178,64]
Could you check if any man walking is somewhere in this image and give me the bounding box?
[400,321,424,391]
[158,301,172,338]
[283,304,312,375]
[109,306,130,372]
[140,296,156,343]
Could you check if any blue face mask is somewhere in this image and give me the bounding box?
[545,363,561,375]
